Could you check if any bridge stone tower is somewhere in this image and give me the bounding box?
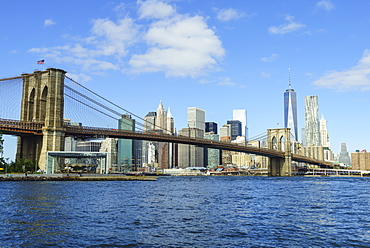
[267,128,292,176]
[17,68,66,172]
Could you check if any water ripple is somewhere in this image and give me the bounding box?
[1,177,370,247]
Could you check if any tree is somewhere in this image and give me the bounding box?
[8,159,37,173]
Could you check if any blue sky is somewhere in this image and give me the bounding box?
[1,0,370,159]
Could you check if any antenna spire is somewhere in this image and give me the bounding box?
[288,68,291,89]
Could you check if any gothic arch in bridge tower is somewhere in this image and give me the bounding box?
[40,86,48,121]
[267,128,292,176]
[17,68,66,173]
[28,88,35,121]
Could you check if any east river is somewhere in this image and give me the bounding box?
[1,176,370,247]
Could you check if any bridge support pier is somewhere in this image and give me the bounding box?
[17,68,66,172]
[267,128,292,177]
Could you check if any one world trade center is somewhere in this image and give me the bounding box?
[284,69,298,141]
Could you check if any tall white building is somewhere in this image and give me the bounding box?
[232,109,248,139]
[156,101,167,131]
[188,107,205,131]
[304,95,320,146]
[320,114,330,148]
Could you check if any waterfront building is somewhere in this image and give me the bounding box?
[142,101,174,170]
[100,138,118,171]
[188,107,205,132]
[284,76,298,141]
[204,132,220,168]
[338,143,351,165]
[205,122,218,134]
[76,141,101,152]
[304,95,320,146]
[233,109,248,140]
[232,154,252,167]
[178,127,204,168]
[297,146,333,162]
[117,114,136,171]
[351,150,370,170]
[227,120,242,141]
[319,114,330,148]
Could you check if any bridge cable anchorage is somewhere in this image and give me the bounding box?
[64,76,175,134]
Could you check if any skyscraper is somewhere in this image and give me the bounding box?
[117,114,135,171]
[232,109,247,139]
[284,71,298,141]
[338,143,351,165]
[205,122,218,134]
[188,107,205,131]
[142,101,174,169]
[227,120,242,141]
[304,95,320,146]
[178,127,204,168]
[320,114,330,148]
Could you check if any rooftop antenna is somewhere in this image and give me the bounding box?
[288,68,291,89]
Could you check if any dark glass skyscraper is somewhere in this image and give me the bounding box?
[284,75,298,141]
[205,122,218,134]
[227,120,242,141]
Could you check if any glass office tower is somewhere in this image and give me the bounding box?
[284,85,298,141]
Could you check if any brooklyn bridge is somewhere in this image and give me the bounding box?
[0,68,333,176]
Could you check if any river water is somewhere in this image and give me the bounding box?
[0,176,369,247]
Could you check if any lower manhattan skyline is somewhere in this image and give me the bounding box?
[2,0,370,158]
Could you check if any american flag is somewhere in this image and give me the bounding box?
[37,60,44,64]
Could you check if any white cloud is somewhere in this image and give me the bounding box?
[90,18,138,57]
[313,50,370,91]
[44,19,56,26]
[261,53,279,62]
[30,17,138,72]
[215,8,245,22]
[316,0,334,10]
[30,0,224,78]
[66,72,92,83]
[138,0,175,19]
[130,2,225,77]
[268,15,305,35]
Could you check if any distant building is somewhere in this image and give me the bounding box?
[351,150,370,170]
[205,122,218,134]
[319,114,330,148]
[220,124,231,141]
[233,109,248,140]
[142,101,175,170]
[304,95,320,146]
[76,141,101,152]
[188,107,205,132]
[338,143,351,165]
[284,78,298,141]
[178,127,204,168]
[227,120,242,141]
[117,114,137,171]
[100,138,118,171]
[204,132,220,167]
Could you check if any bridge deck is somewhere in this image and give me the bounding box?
[0,118,333,167]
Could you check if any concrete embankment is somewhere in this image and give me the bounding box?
[0,174,157,181]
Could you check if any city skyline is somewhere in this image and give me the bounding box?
[2,0,370,158]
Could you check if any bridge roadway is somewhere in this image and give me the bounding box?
[0,118,333,167]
